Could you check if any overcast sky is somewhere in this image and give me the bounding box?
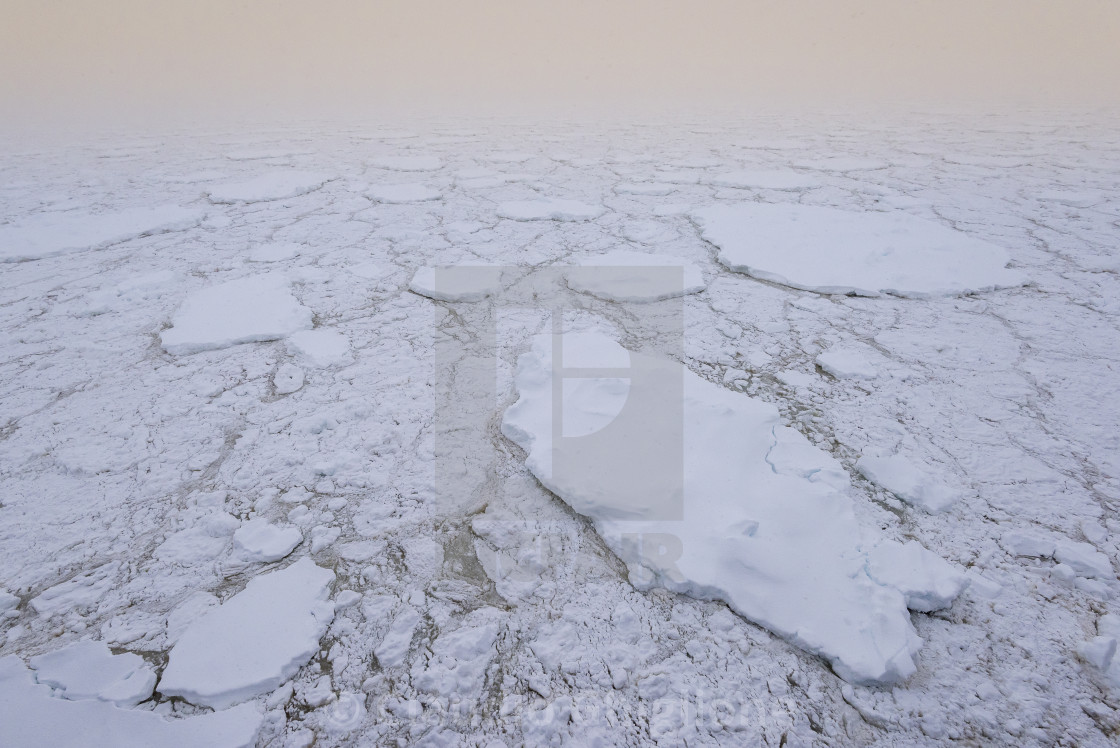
[3,1,1118,124]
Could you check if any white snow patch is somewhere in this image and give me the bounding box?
[159,558,335,709]
[287,329,352,367]
[29,640,156,707]
[409,265,505,302]
[0,657,262,748]
[565,250,706,302]
[693,204,1026,297]
[502,332,966,684]
[233,520,303,563]
[160,276,313,355]
[206,172,332,203]
[856,454,961,513]
[0,206,203,262]
[497,199,605,222]
[367,183,442,203]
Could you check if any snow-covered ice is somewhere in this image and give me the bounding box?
[287,329,352,367]
[565,250,706,302]
[694,203,1026,297]
[497,199,606,222]
[706,169,822,190]
[206,171,333,203]
[409,265,505,302]
[159,558,335,709]
[0,206,203,262]
[232,520,303,563]
[816,344,883,380]
[856,453,962,512]
[29,640,156,706]
[367,183,442,203]
[160,275,313,355]
[369,155,442,171]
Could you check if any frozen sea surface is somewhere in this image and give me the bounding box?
[1,113,1119,746]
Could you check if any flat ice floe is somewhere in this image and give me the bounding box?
[706,170,822,190]
[409,265,505,302]
[205,171,333,203]
[287,328,352,367]
[368,155,443,172]
[565,250,706,302]
[0,206,204,262]
[232,520,303,563]
[502,332,967,684]
[29,640,156,707]
[693,203,1026,297]
[366,183,442,203]
[497,199,605,222]
[816,344,883,380]
[0,657,262,748]
[160,275,313,355]
[159,558,335,709]
[856,454,962,513]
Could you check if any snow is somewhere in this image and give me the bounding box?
[369,155,442,171]
[159,558,335,709]
[160,275,313,355]
[497,199,606,222]
[565,250,706,302]
[232,520,303,563]
[274,363,305,394]
[287,329,352,367]
[693,203,1026,297]
[28,640,156,707]
[0,206,204,262]
[856,453,962,513]
[248,242,302,262]
[0,657,262,748]
[502,331,967,684]
[816,345,882,380]
[367,183,442,203]
[206,171,333,203]
[706,170,822,190]
[409,265,505,302]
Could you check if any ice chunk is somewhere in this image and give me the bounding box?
[502,332,966,684]
[232,520,302,563]
[816,345,882,380]
[1054,540,1113,579]
[0,657,262,748]
[369,155,442,171]
[159,558,335,709]
[498,199,605,222]
[865,541,969,612]
[274,363,305,394]
[706,170,822,190]
[160,276,313,355]
[856,454,961,513]
[287,329,352,367]
[999,530,1056,558]
[206,172,332,203]
[29,640,156,707]
[367,183,441,203]
[409,265,505,302]
[375,606,421,668]
[0,591,17,615]
[413,607,502,698]
[565,251,706,302]
[693,203,1026,298]
[0,206,203,262]
[614,182,676,196]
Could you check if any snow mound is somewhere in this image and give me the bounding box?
[565,251,706,302]
[707,170,821,190]
[693,204,1026,297]
[0,206,204,262]
[409,265,505,302]
[29,640,156,707]
[287,329,352,367]
[498,199,605,222]
[159,558,335,709]
[369,155,442,172]
[206,172,333,203]
[248,242,301,262]
[856,454,961,513]
[160,276,313,355]
[232,520,302,563]
[816,345,882,380]
[367,183,442,203]
[0,656,262,748]
[502,332,966,684]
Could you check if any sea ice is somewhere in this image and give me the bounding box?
[565,251,706,302]
[287,329,352,367]
[159,558,335,709]
[816,345,882,380]
[29,640,156,707]
[369,155,443,172]
[706,170,822,190]
[248,242,302,262]
[0,206,204,262]
[409,265,505,302]
[502,332,966,684]
[367,183,442,203]
[206,171,333,203]
[0,657,262,748]
[232,520,303,563]
[160,276,313,355]
[856,454,961,513]
[693,203,1025,297]
[497,199,605,222]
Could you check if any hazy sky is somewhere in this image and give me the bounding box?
[3,1,1118,123]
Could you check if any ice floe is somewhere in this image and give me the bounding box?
[565,250,706,302]
[409,265,505,302]
[706,170,821,190]
[232,520,303,563]
[367,183,442,203]
[29,640,156,707]
[498,199,605,222]
[369,155,443,172]
[693,203,1026,297]
[206,171,333,203]
[287,329,352,367]
[856,453,962,513]
[0,206,204,262]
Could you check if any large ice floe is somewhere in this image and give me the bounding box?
[160,275,313,355]
[498,199,605,222]
[205,171,333,203]
[0,206,204,262]
[0,656,262,748]
[409,265,506,302]
[693,203,1026,297]
[564,250,707,302]
[159,558,335,709]
[502,331,967,684]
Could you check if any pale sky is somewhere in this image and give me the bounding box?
[2,1,1118,123]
